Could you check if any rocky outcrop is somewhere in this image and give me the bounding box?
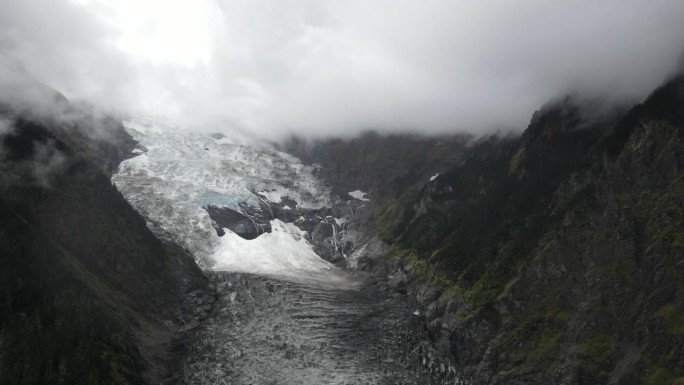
[206,205,271,239]
[281,132,471,203]
[206,190,367,265]
[287,75,684,384]
[0,100,214,384]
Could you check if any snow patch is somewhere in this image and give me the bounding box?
[211,219,334,279]
[118,154,154,177]
[334,217,347,226]
[348,190,370,201]
[347,244,367,269]
[258,190,283,203]
[430,173,439,182]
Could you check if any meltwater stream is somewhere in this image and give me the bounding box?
[112,119,461,384]
[174,271,457,385]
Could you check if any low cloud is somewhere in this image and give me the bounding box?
[0,118,13,136]
[0,115,69,189]
[1,0,683,139]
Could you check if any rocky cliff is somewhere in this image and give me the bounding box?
[286,75,684,384]
[0,93,213,384]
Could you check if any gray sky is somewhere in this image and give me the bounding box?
[1,0,683,138]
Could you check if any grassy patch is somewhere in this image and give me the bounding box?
[386,246,428,277]
[465,281,502,308]
[532,330,564,363]
[644,367,684,385]
[577,334,615,381]
[431,275,464,297]
[654,305,684,336]
[508,146,526,175]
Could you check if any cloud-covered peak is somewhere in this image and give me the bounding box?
[1,0,683,138]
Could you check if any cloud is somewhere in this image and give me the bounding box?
[0,114,69,189]
[1,0,683,139]
[0,118,14,136]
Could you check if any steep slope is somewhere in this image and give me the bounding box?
[281,132,475,270]
[0,103,213,384]
[282,132,471,203]
[379,78,684,384]
[288,76,684,384]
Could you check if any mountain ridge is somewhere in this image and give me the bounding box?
[283,74,684,384]
[0,97,214,384]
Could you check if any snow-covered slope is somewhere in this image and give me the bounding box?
[211,219,334,277]
[112,119,333,276]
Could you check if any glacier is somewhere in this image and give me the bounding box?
[112,119,334,275]
[112,119,459,384]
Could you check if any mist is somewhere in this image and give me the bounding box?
[1,0,683,139]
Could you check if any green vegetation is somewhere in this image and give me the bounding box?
[577,335,615,380]
[0,116,209,384]
[654,305,684,336]
[370,77,684,383]
[464,280,502,309]
[644,367,684,385]
[386,246,427,277]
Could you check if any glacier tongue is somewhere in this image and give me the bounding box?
[112,119,333,276]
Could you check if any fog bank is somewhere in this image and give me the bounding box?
[1,0,683,138]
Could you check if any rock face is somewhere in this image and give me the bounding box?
[284,76,684,384]
[0,98,214,384]
[281,131,471,203]
[206,194,365,265]
[206,205,271,239]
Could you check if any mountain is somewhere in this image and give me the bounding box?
[285,76,684,384]
[2,59,683,384]
[0,85,213,384]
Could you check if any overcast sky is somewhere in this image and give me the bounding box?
[1,0,683,138]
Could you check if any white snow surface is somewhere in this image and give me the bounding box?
[112,118,332,272]
[258,190,284,203]
[212,219,335,278]
[430,173,439,182]
[348,190,370,201]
